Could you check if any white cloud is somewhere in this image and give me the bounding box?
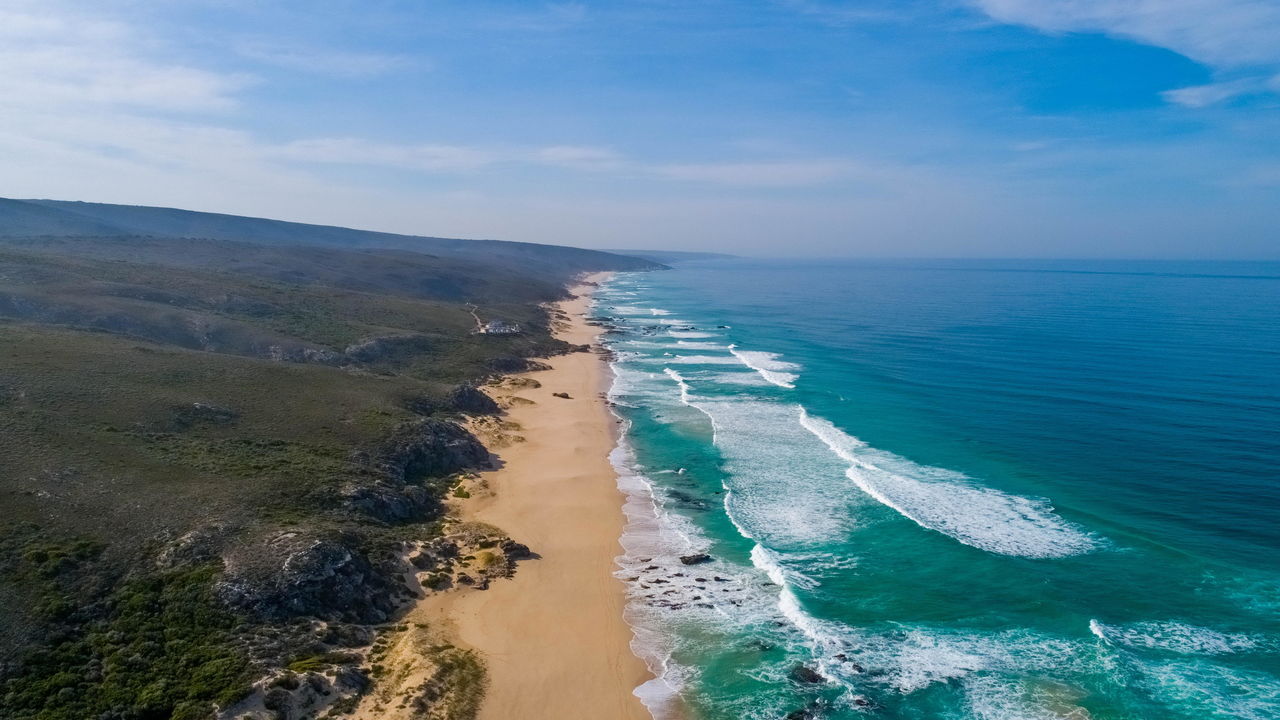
[972,1,1280,107]
[654,160,854,187]
[0,6,249,112]
[534,145,625,170]
[1160,77,1268,107]
[270,138,499,172]
[972,0,1280,68]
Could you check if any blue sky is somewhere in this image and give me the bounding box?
[1,0,1277,257]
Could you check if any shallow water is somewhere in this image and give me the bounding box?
[598,259,1280,720]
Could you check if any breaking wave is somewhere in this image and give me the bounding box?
[799,410,1100,558]
[727,346,799,388]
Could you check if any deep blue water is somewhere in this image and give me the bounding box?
[596,259,1280,720]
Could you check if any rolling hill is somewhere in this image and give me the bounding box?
[0,198,662,280]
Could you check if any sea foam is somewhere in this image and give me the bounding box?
[728,346,800,388]
[799,410,1100,558]
[1089,620,1266,655]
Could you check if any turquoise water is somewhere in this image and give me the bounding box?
[595,259,1280,720]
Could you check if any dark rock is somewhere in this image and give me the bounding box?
[155,524,231,570]
[262,687,291,713]
[487,356,551,373]
[448,383,499,414]
[788,664,826,684]
[376,419,490,482]
[216,535,398,623]
[784,701,826,720]
[499,538,533,560]
[403,394,441,416]
[333,666,370,693]
[323,624,374,647]
[346,483,439,524]
[679,553,712,565]
[552,392,571,399]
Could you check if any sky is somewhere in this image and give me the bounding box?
[1,0,1278,258]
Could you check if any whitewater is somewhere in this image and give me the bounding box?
[593,263,1280,720]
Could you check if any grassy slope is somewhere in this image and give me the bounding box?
[2,199,664,279]
[0,224,647,719]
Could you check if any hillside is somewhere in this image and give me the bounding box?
[0,198,662,280]
[0,205,658,720]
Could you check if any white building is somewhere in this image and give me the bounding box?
[479,320,521,335]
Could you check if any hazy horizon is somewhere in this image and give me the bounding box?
[3,1,1278,259]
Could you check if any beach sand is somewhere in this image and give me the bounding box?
[354,273,653,720]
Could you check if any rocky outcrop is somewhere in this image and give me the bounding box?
[344,334,433,363]
[447,383,499,415]
[403,384,500,417]
[216,534,405,623]
[345,483,440,524]
[155,524,233,570]
[375,419,490,483]
[405,526,535,592]
[679,553,713,565]
[340,419,489,524]
[486,356,551,373]
[263,344,343,365]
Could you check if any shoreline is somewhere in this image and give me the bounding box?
[359,272,656,719]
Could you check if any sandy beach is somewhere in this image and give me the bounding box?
[354,272,653,720]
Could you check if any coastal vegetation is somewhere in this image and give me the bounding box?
[0,199,659,719]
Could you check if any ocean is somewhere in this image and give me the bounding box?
[593,258,1280,720]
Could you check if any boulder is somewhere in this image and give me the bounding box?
[679,553,713,565]
[788,664,826,684]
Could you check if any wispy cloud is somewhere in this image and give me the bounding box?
[534,145,625,170]
[269,138,498,172]
[777,0,913,27]
[972,0,1280,107]
[972,0,1280,68]
[235,41,417,78]
[653,160,855,187]
[0,5,249,112]
[1161,76,1272,107]
[484,2,590,32]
